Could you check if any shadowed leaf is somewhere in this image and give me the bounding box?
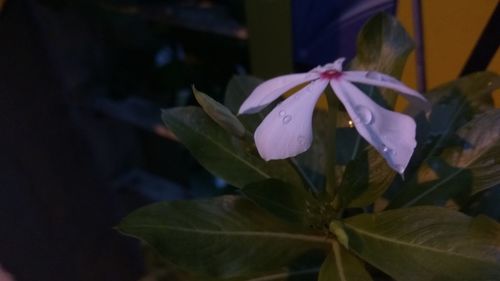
[119,196,331,278]
[224,75,266,132]
[242,179,316,225]
[193,86,246,138]
[319,245,372,281]
[389,110,500,208]
[333,207,500,281]
[351,12,414,107]
[339,147,396,208]
[162,107,303,188]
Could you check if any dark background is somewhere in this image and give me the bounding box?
[0,0,418,280]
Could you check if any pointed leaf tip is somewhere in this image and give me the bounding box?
[192,86,247,138]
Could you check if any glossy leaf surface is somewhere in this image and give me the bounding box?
[193,86,246,138]
[119,196,331,278]
[335,207,500,281]
[162,107,303,188]
[242,179,316,225]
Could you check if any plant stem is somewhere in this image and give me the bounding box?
[325,88,338,198]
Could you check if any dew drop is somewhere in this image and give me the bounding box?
[282,115,292,124]
[382,145,396,156]
[354,106,373,124]
[279,110,286,117]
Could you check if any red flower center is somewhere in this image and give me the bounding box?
[320,70,342,80]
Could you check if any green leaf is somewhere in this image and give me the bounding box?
[219,262,320,281]
[439,109,500,195]
[224,75,266,132]
[337,147,395,208]
[334,207,500,281]
[389,109,500,208]
[118,196,331,278]
[193,86,246,138]
[422,72,500,159]
[162,106,303,188]
[224,75,263,114]
[462,185,500,220]
[425,72,500,115]
[221,267,319,281]
[388,73,500,208]
[351,12,414,107]
[318,244,372,281]
[242,179,316,225]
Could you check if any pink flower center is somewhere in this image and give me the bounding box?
[320,70,342,80]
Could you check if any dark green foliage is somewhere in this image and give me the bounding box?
[120,13,500,281]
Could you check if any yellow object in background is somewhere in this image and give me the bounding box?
[397,0,500,107]
[266,1,499,110]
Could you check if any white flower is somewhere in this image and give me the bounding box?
[238,58,429,174]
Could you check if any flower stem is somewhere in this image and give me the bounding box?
[325,87,338,198]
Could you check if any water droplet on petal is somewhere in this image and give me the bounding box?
[282,115,292,124]
[366,71,382,80]
[279,110,286,117]
[382,145,397,156]
[354,106,373,125]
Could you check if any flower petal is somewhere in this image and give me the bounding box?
[324,57,346,71]
[238,72,320,114]
[254,79,328,161]
[343,71,430,110]
[330,79,417,174]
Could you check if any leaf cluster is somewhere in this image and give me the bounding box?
[118,13,500,281]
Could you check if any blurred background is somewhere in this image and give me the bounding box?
[0,0,498,280]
